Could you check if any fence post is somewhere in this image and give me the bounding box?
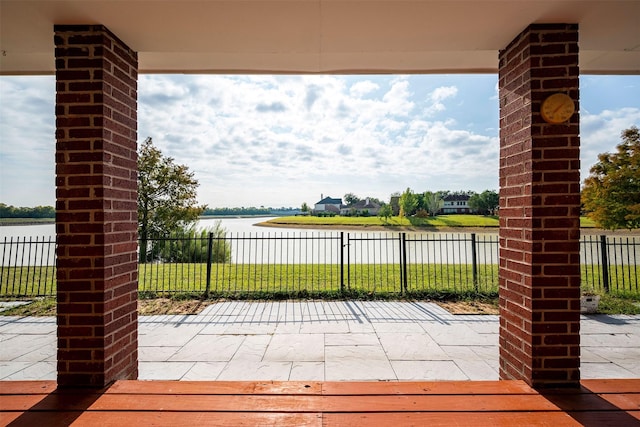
[205,232,214,298]
[346,233,351,290]
[471,233,478,292]
[600,235,610,293]
[401,232,408,294]
[340,232,345,293]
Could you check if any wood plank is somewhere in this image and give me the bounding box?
[580,379,640,394]
[0,412,23,426]
[539,392,640,411]
[107,380,323,395]
[1,379,637,427]
[0,381,57,394]
[79,394,560,412]
[320,380,536,395]
[323,412,582,427]
[1,410,97,427]
[595,393,640,410]
[108,380,535,396]
[73,411,323,427]
[0,394,50,411]
[567,410,640,427]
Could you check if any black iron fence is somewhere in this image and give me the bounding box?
[1,232,638,298]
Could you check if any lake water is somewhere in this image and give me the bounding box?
[1,218,632,267]
[0,217,331,240]
[0,217,495,266]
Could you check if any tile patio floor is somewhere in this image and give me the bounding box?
[1,301,639,382]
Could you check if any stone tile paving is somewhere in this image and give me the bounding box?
[1,302,638,382]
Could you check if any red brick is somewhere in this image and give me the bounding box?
[498,24,580,388]
[56,25,139,387]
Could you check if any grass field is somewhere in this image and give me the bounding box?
[2,263,637,299]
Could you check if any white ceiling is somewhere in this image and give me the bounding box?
[1,0,639,75]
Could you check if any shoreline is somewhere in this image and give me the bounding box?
[255,221,640,236]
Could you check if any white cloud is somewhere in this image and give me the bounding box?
[1,74,638,208]
[349,80,379,97]
[430,86,458,103]
[580,107,640,183]
[425,86,458,116]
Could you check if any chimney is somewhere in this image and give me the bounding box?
[321,193,323,200]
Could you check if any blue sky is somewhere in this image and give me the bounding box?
[0,74,638,209]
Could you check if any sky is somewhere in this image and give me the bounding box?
[0,74,638,209]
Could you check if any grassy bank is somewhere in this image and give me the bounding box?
[0,218,55,225]
[262,214,500,228]
[261,215,598,229]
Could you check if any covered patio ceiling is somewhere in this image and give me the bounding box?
[1,0,639,75]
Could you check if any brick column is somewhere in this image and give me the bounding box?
[55,25,139,387]
[498,24,581,388]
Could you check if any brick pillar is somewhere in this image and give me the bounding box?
[55,25,139,387]
[498,24,581,388]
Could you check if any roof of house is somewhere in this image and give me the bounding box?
[443,194,470,202]
[350,199,381,209]
[316,197,342,205]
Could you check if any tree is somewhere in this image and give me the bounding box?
[343,193,361,206]
[468,190,499,215]
[582,126,640,230]
[399,188,418,218]
[377,204,393,223]
[301,202,310,213]
[423,191,444,216]
[138,137,206,261]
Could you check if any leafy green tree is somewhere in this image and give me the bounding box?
[468,190,499,215]
[399,188,418,218]
[138,137,205,262]
[423,191,444,216]
[343,193,361,206]
[301,202,310,213]
[582,126,640,230]
[377,204,393,223]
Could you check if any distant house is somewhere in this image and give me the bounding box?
[313,196,343,214]
[441,194,471,214]
[341,198,381,216]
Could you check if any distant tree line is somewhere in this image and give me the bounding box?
[0,203,55,218]
[391,189,498,218]
[203,207,300,216]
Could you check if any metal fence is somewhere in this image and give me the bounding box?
[1,232,638,297]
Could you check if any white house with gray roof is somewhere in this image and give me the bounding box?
[313,196,343,214]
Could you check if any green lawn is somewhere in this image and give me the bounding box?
[3,263,637,300]
[266,215,601,229]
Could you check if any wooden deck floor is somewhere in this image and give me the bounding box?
[1,379,639,426]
